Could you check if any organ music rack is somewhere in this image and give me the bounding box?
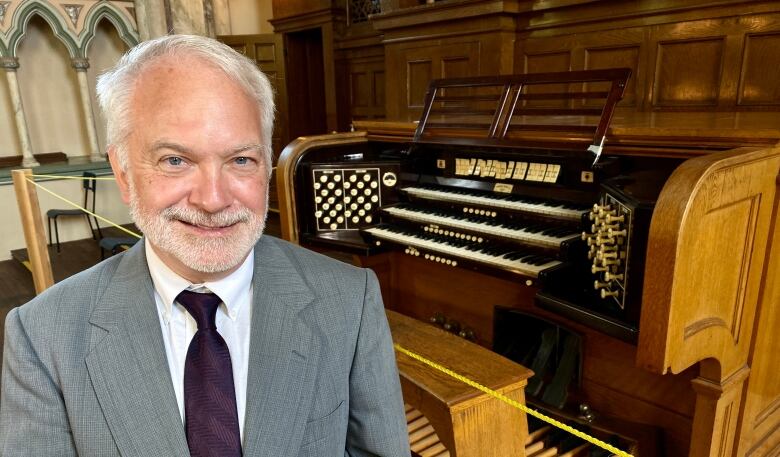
[277,70,780,457]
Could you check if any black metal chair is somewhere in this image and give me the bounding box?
[99,236,139,259]
[46,171,103,252]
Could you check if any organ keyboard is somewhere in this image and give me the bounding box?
[364,225,562,278]
[381,204,581,249]
[401,185,589,221]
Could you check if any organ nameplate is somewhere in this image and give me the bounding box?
[437,159,446,169]
[494,183,513,193]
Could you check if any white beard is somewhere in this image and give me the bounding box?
[128,180,266,274]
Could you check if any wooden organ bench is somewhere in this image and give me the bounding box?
[388,309,531,456]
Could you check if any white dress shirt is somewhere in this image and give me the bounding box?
[145,240,253,440]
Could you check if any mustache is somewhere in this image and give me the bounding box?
[161,206,252,228]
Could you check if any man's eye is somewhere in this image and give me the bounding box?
[166,157,183,166]
[235,157,249,165]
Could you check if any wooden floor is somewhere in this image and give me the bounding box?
[0,213,283,369]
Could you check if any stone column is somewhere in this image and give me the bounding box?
[72,58,103,162]
[1,57,39,168]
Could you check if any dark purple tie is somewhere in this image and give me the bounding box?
[177,290,242,457]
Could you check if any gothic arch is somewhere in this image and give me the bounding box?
[80,3,139,57]
[6,1,79,59]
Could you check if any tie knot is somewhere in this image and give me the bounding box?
[176,290,222,330]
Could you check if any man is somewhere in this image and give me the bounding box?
[0,35,410,457]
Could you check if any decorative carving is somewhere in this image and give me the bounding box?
[0,57,19,70]
[71,57,90,70]
[61,4,83,27]
[349,0,380,25]
[0,1,10,25]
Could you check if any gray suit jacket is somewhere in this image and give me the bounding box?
[0,236,409,456]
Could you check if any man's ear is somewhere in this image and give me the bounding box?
[107,146,131,205]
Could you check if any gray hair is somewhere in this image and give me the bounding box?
[96,34,275,176]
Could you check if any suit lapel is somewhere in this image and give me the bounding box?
[242,237,318,457]
[85,243,189,456]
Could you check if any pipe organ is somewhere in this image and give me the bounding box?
[277,70,780,456]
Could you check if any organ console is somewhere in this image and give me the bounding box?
[277,70,780,456]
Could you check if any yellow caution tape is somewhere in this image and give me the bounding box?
[30,174,116,181]
[26,178,141,239]
[394,343,633,457]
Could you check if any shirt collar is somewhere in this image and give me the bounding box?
[145,239,254,323]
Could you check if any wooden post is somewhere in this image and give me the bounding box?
[12,169,54,294]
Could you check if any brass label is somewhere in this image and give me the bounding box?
[493,183,513,193]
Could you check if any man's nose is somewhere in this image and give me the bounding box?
[189,165,232,213]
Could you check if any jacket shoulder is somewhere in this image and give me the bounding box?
[262,235,367,283]
[14,254,124,328]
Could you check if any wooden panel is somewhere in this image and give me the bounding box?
[739,33,780,106]
[271,0,330,21]
[374,70,385,108]
[254,42,276,63]
[584,45,640,107]
[384,39,483,120]
[524,51,571,74]
[523,51,571,108]
[350,71,370,107]
[653,38,725,107]
[735,177,780,456]
[342,54,386,121]
[442,56,470,79]
[408,59,433,109]
[510,3,780,112]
